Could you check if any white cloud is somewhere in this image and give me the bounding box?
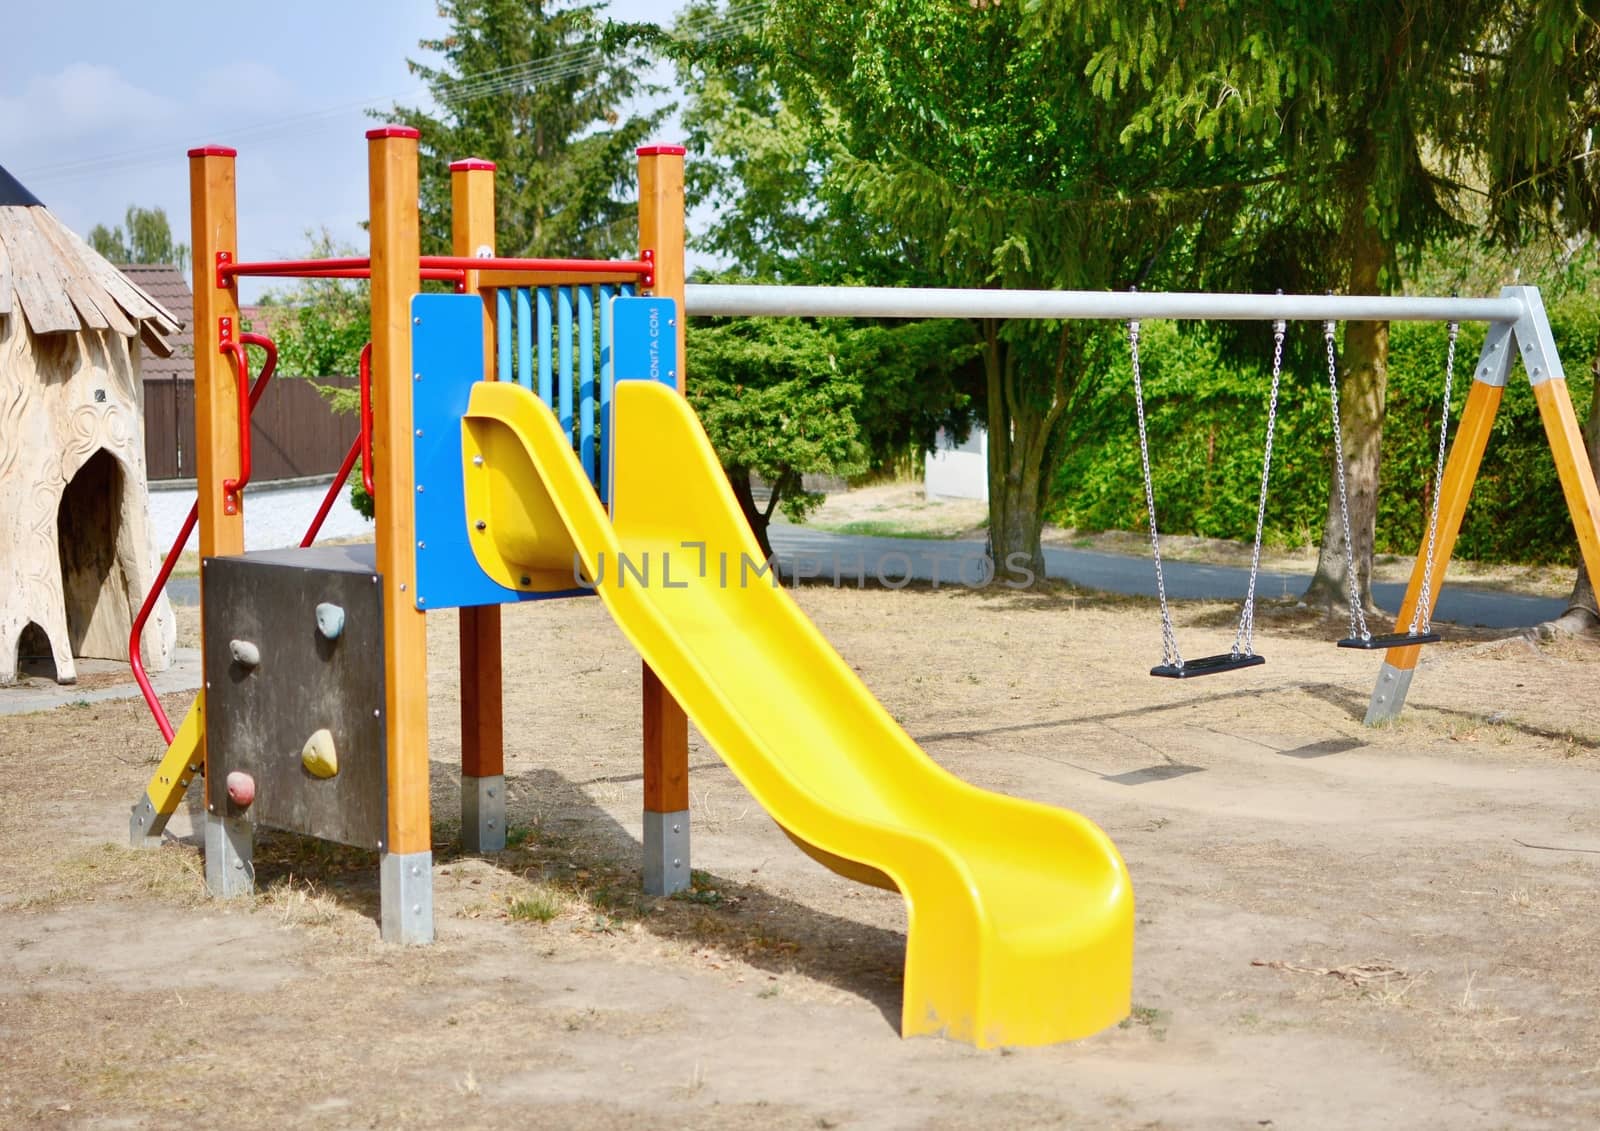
[193,61,301,114]
[0,63,179,153]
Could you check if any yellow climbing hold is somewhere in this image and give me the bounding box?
[301,728,339,778]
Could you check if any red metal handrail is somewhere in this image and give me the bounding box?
[303,340,374,546]
[216,332,277,513]
[301,434,363,548]
[131,505,198,744]
[130,333,278,742]
[421,253,653,276]
[358,342,375,496]
[217,253,651,283]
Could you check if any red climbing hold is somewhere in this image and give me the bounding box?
[225,771,256,808]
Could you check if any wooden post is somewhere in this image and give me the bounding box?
[636,145,691,896]
[368,126,433,943]
[451,158,506,853]
[187,147,245,564]
[188,145,253,895]
[1532,377,1600,594]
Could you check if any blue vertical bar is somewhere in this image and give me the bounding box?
[514,287,533,391]
[598,285,615,503]
[557,285,575,443]
[578,285,596,483]
[495,288,512,383]
[536,286,554,406]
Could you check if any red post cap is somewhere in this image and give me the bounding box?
[366,126,421,140]
[449,158,497,171]
[187,145,238,158]
[636,144,688,157]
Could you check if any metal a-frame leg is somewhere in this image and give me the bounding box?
[1367,285,1600,723]
[1365,317,1512,724]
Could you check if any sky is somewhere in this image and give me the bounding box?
[2,0,687,299]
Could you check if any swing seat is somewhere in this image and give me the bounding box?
[1337,630,1441,650]
[1150,652,1266,678]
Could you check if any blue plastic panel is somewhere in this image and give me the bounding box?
[536,288,553,403]
[515,287,533,390]
[557,286,574,440]
[578,286,596,481]
[496,288,513,387]
[411,292,589,611]
[611,295,679,386]
[605,296,679,509]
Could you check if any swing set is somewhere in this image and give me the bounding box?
[685,283,1600,725]
[1126,306,1458,678]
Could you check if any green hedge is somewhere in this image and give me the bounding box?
[1050,301,1598,565]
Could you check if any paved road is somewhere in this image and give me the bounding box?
[163,523,1567,630]
[765,526,1567,630]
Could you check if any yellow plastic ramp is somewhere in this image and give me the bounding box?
[130,694,204,845]
[462,380,1133,1047]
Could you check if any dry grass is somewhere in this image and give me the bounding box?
[11,842,205,912]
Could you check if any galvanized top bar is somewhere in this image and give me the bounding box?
[684,284,1527,324]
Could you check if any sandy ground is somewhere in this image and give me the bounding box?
[2,579,1599,1129]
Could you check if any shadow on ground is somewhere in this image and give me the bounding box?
[237,761,907,1033]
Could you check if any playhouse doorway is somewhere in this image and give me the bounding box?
[14,621,55,681]
[57,448,132,660]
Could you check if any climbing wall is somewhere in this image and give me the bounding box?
[201,544,388,849]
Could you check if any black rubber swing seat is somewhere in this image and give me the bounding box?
[1150,652,1267,679]
[1337,630,1442,650]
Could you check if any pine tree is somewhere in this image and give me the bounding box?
[385,0,667,259]
[1071,1,1501,612]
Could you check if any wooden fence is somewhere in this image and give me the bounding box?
[142,375,359,481]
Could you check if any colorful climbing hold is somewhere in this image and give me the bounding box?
[302,728,339,778]
[225,770,256,808]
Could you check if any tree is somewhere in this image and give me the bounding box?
[688,316,867,558]
[88,205,190,272]
[669,3,980,540]
[256,229,373,517]
[257,229,370,386]
[685,0,1247,582]
[1480,0,1600,632]
[1071,2,1498,612]
[384,0,665,258]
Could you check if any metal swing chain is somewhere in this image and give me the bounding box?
[1129,318,1183,669]
[1325,320,1372,642]
[1234,318,1285,658]
[1410,320,1459,635]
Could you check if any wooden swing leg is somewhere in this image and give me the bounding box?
[1366,375,1504,724]
[1532,378,1600,605]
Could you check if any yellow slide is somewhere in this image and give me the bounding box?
[462,379,1133,1047]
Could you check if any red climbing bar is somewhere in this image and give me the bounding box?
[302,433,363,548]
[218,254,650,283]
[129,505,198,744]
[220,256,371,279]
[420,253,653,275]
[305,340,374,545]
